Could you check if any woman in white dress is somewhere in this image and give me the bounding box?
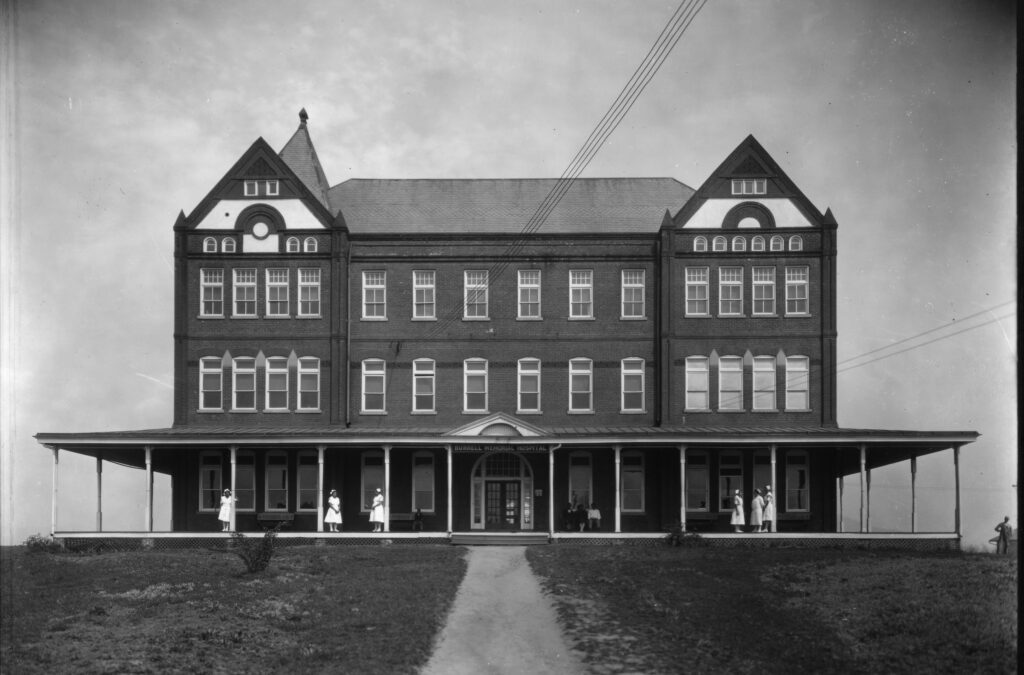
[370,488,385,532]
[730,489,745,532]
[325,489,342,532]
[750,488,764,532]
[218,489,235,532]
[761,485,775,532]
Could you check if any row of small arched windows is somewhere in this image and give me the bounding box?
[694,235,802,253]
[203,236,319,254]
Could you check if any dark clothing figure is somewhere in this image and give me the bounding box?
[413,508,424,532]
[563,503,575,531]
[576,504,588,532]
[995,517,1012,554]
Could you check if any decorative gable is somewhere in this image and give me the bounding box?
[731,155,768,176]
[447,413,547,438]
[244,157,277,177]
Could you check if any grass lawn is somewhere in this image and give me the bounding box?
[1,543,466,675]
[527,545,1018,674]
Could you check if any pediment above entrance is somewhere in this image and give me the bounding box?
[447,413,547,438]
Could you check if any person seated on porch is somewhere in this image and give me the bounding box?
[563,503,575,531]
[413,508,424,532]
[324,489,342,533]
[730,489,745,533]
[576,503,588,531]
[218,489,235,532]
[587,503,601,531]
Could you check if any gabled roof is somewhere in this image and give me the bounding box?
[279,109,332,209]
[327,177,694,234]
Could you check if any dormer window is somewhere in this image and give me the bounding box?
[244,180,279,197]
[770,235,784,252]
[286,237,300,253]
[731,179,766,195]
[203,237,217,253]
[712,236,727,252]
[731,236,746,252]
[751,236,765,252]
[693,236,707,252]
[789,235,804,251]
[303,237,317,253]
[221,238,236,253]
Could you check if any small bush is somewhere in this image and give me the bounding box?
[230,524,281,573]
[23,534,64,554]
[664,523,707,547]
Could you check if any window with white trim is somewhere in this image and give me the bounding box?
[361,359,386,413]
[362,271,386,319]
[751,236,765,252]
[243,180,258,197]
[753,356,777,410]
[199,357,223,410]
[463,359,488,412]
[621,452,644,512]
[232,357,256,410]
[413,271,436,319]
[789,235,803,251]
[298,357,320,410]
[752,266,776,316]
[303,237,317,253]
[266,269,289,317]
[685,356,709,410]
[731,236,746,252]
[199,452,222,510]
[685,451,709,511]
[233,269,257,317]
[517,358,541,413]
[685,267,709,316]
[569,452,592,508]
[297,452,317,511]
[568,358,593,412]
[298,268,321,317]
[786,451,809,511]
[361,452,383,512]
[569,270,593,318]
[265,356,288,411]
[265,453,288,510]
[785,356,809,410]
[718,453,743,511]
[413,452,435,512]
[221,238,236,253]
[785,266,809,315]
[203,237,217,253]
[712,236,727,252]
[718,356,743,411]
[412,359,435,413]
[200,269,224,317]
[265,180,279,196]
[621,269,645,319]
[770,235,784,252]
[244,179,279,197]
[731,178,766,195]
[621,358,645,413]
[517,270,541,319]
[235,452,255,511]
[286,237,300,253]
[693,236,707,252]
[464,270,489,319]
[719,267,743,316]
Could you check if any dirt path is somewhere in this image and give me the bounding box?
[420,546,583,675]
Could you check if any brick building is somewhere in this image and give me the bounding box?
[37,111,977,538]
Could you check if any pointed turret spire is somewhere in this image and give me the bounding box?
[280,108,331,208]
[299,108,309,126]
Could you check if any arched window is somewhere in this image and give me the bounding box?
[221,238,236,253]
[731,236,746,252]
[286,237,300,253]
[303,237,317,253]
[712,236,727,252]
[789,235,803,251]
[693,236,707,252]
[203,237,217,253]
[770,235,784,252]
[751,236,765,252]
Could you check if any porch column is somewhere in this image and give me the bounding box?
[866,467,872,532]
[679,446,687,532]
[446,445,453,533]
[548,446,555,535]
[51,446,59,534]
[858,444,866,533]
[910,453,917,533]
[96,455,103,532]
[953,445,962,537]
[613,445,622,533]
[145,446,154,532]
[229,446,237,531]
[769,444,777,533]
[317,445,325,533]
[383,445,392,533]
[837,472,844,533]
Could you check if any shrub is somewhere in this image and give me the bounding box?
[664,522,707,547]
[23,534,64,554]
[230,524,282,573]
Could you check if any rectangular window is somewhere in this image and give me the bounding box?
[719,267,743,316]
[517,359,541,413]
[753,356,777,410]
[685,268,709,316]
[731,178,766,195]
[621,453,644,512]
[362,271,387,319]
[413,453,435,512]
[265,357,289,411]
[243,180,257,197]
[199,453,222,510]
[233,269,257,317]
[517,270,541,319]
[621,269,645,319]
[785,356,810,410]
[685,451,709,511]
[265,180,279,196]
[232,357,256,410]
[718,356,743,411]
[569,453,592,508]
[786,452,809,511]
[266,269,289,317]
[718,453,743,511]
[685,357,709,410]
[265,453,288,511]
[235,453,255,511]
[298,357,320,411]
[297,452,317,511]
[413,271,436,319]
[361,454,383,512]
[464,359,488,412]
[361,360,386,413]
[569,358,593,412]
[199,357,222,410]
[569,270,593,318]
[200,269,224,317]
[785,266,809,315]
[413,359,435,413]
[752,267,776,316]
[464,270,489,319]
[621,358,645,412]
[298,268,321,317]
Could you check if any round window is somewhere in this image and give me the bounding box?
[251,221,270,239]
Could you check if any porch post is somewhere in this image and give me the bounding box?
[446,445,453,533]
[229,446,237,532]
[953,445,962,537]
[837,472,844,533]
[679,446,687,532]
[866,467,872,533]
[769,444,777,533]
[910,453,918,533]
[613,445,622,533]
[51,446,59,534]
[145,445,154,532]
[96,455,103,532]
[317,445,325,533]
[548,446,555,535]
[383,445,392,533]
[858,444,866,533]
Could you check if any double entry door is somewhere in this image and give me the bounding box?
[484,480,521,530]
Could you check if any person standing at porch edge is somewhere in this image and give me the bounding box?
[325,489,342,532]
[750,488,764,532]
[994,516,1012,554]
[588,503,602,531]
[730,489,745,533]
[370,488,385,532]
[218,489,235,532]
[762,485,775,532]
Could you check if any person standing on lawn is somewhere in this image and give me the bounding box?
[994,516,1012,554]
[218,489,235,532]
[324,489,342,532]
[762,485,775,532]
[730,489,745,532]
[370,488,385,532]
[750,488,764,532]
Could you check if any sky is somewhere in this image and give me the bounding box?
[0,0,1016,547]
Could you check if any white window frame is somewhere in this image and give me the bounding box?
[243,180,257,197]
[412,359,436,413]
[232,357,256,411]
[712,236,727,252]
[362,271,387,320]
[413,270,436,320]
[718,355,743,411]
[568,358,593,413]
[718,452,743,511]
[752,266,776,316]
[731,236,746,252]
[265,180,279,196]
[265,452,289,512]
[199,452,222,511]
[685,451,709,512]
[517,269,542,319]
[203,237,217,253]
[751,236,765,252]
[298,268,321,317]
[361,359,386,414]
[785,356,810,411]
[770,235,784,252]
[620,269,645,319]
[265,356,289,411]
[789,235,804,251]
[412,452,436,513]
[693,236,707,252]
[464,270,489,320]
[200,268,224,317]
[296,451,318,512]
[234,451,256,512]
[569,270,593,319]
[731,178,766,195]
[718,267,743,316]
[620,452,645,513]
[286,236,300,253]
[685,356,710,411]
[221,238,236,254]
[265,268,290,317]
[517,358,541,413]
[463,358,488,413]
[685,267,709,316]
[233,268,257,318]
[753,355,777,411]
[199,357,223,411]
[785,266,809,316]
[303,236,317,253]
[298,357,320,411]
[786,451,810,512]
[620,358,645,413]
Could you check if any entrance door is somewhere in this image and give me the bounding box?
[485,481,521,530]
